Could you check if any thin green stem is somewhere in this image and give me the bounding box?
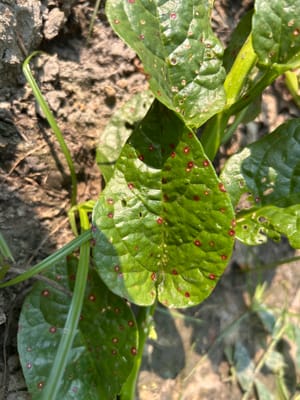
[41,209,91,400]
[88,0,102,40]
[241,317,287,400]
[23,52,77,206]
[0,230,92,288]
[120,302,157,400]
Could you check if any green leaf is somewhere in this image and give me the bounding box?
[220,119,300,247]
[18,257,138,400]
[106,0,226,128]
[255,379,275,400]
[96,91,154,183]
[223,10,253,73]
[234,341,255,391]
[92,101,235,308]
[252,0,300,68]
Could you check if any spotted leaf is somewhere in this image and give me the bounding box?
[96,91,154,183]
[18,257,138,400]
[106,0,226,129]
[252,0,300,68]
[221,119,300,248]
[92,101,235,308]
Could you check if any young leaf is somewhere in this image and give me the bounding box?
[233,341,255,392]
[106,0,226,128]
[220,119,300,247]
[252,0,300,69]
[92,101,235,308]
[96,91,154,184]
[18,257,138,400]
[254,379,275,400]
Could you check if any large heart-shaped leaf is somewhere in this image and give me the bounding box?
[18,257,138,400]
[92,101,235,308]
[106,0,226,128]
[252,0,300,68]
[96,91,154,183]
[220,119,300,247]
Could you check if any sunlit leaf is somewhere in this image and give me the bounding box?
[221,119,300,247]
[92,101,235,308]
[106,0,226,128]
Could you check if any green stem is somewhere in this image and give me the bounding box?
[120,302,157,400]
[23,52,77,206]
[241,317,287,400]
[41,209,90,400]
[0,230,92,288]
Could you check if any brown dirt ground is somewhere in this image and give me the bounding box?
[0,1,300,399]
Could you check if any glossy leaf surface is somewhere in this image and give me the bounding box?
[106,0,226,128]
[96,91,154,183]
[252,0,300,68]
[221,119,300,247]
[92,101,235,308]
[18,258,138,400]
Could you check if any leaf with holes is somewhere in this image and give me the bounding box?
[252,0,300,68]
[92,101,235,308]
[96,91,154,183]
[220,119,300,247]
[106,0,226,129]
[18,257,138,400]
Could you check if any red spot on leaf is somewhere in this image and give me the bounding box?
[149,144,154,151]
[228,229,235,236]
[111,349,118,356]
[203,159,209,167]
[49,326,57,334]
[156,217,163,224]
[170,12,177,19]
[139,34,145,40]
[220,208,226,213]
[139,154,144,161]
[41,289,50,297]
[193,195,200,201]
[187,161,194,169]
[26,362,32,369]
[188,132,193,138]
[172,269,178,275]
[128,0,135,2]
[107,212,113,218]
[204,190,210,196]
[171,151,176,158]
[128,320,135,327]
[114,19,120,24]
[131,346,137,355]
[112,337,119,344]
[114,307,120,314]
[151,272,157,281]
[219,183,227,192]
[114,265,120,272]
[107,198,114,205]
[88,294,96,302]
[184,291,190,298]
[209,241,215,247]
[231,219,237,227]
[37,382,44,389]
[128,183,134,190]
[221,254,228,261]
[183,146,190,154]
[163,194,169,202]
[91,224,97,233]
[209,273,216,280]
[194,240,202,247]
[157,91,161,96]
